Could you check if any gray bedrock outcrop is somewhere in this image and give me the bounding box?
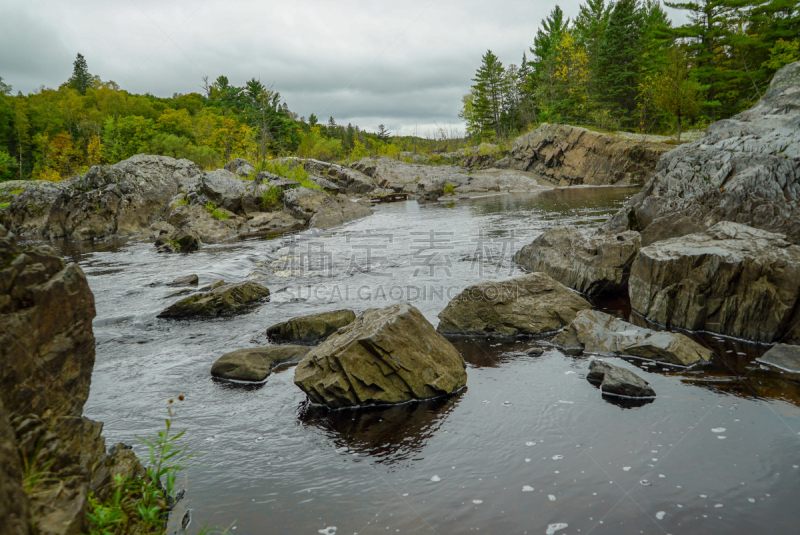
[604,60,800,246]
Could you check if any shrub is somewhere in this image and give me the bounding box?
[256,160,321,191]
[443,183,456,195]
[205,201,230,220]
[261,186,284,211]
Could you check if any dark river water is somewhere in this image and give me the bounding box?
[43,186,800,534]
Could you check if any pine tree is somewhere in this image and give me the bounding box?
[597,0,644,126]
[376,124,391,140]
[67,53,93,95]
[471,50,508,138]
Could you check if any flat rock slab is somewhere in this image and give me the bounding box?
[629,221,800,344]
[587,360,656,398]
[211,345,310,382]
[515,227,641,296]
[158,281,269,318]
[267,309,357,344]
[437,272,591,336]
[170,274,198,287]
[294,303,467,409]
[553,310,713,366]
[757,344,800,374]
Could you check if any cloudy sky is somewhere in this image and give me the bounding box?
[0,0,684,135]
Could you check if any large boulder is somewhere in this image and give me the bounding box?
[158,281,270,318]
[505,123,672,186]
[294,303,467,408]
[757,344,800,374]
[283,187,373,229]
[164,204,243,244]
[301,159,376,194]
[45,155,200,241]
[629,221,800,344]
[186,169,247,213]
[223,158,255,177]
[552,310,713,366]
[604,61,800,246]
[1,181,64,236]
[267,309,357,344]
[587,360,656,398]
[211,345,310,382]
[436,273,591,336]
[514,227,641,296]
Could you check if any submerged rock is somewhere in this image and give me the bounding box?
[436,273,591,336]
[629,221,800,344]
[294,303,467,408]
[211,345,310,382]
[587,360,656,398]
[604,60,800,245]
[757,344,800,374]
[158,281,270,318]
[553,310,713,366]
[170,274,199,286]
[267,309,357,344]
[514,227,641,296]
[505,123,671,186]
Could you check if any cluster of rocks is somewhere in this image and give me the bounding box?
[0,224,147,534]
[515,61,800,351]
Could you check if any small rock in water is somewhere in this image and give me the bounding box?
[431,475,441,482]
[548,494,556,501]
[552,455,564,460]
[503,401,513,406]
[318,528,337,535]
[170,274,199,287]
[623,466,632,471]
[712,427,726,433]
[526,347,544,356]
[546,523,568,535]
[472,499,483,504]
[522,485,534,492]
[640,480,651,486]
[656,511,666,520]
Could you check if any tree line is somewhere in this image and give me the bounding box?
[460,0,800,140]
[0,54,432,181]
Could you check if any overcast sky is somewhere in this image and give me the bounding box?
[0,0,684,136]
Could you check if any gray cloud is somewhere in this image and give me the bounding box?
[0,0,684,135]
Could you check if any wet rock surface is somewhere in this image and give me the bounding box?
[267,309,357,345]
[629,221,800,344]
[587,360,656,398]
[211,345,310,382]
[283,187,373,229]
[604,60,800,245]
[294,303,467,409]
[158,280,270,318]
[514,227,641,296]
[553,310,713,366]
[504,123,671,186]
[436,273,591,336]
[757,344,800,374]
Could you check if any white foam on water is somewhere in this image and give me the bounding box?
[794,465,799,469]
[748,498,755,503]
[623,467,631,471]
[652,458,659,462]
[659,474,665,478]
[559,400,574,404]
[472,500,483,504]
[526,458,531,462]
[431,475,441,482]
[565,371,576,375]
[552,455,564,460]
[522,485,534,492]
[546,523,568,535]
[718,436,727,440]
[656,511,666,520]
[640,480,651,486]
[402,493,408,497]
[503,401,513,406]
[677,504,683,508]
[255,437,264,442]
[715,504,724,508]
[481,400,490,404]
[548,495,556,501]
[700,494,708,498]
[318,528,337,535]
[526,441,536,446]
[712,428,726,433]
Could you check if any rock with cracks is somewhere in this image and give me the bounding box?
[587,360,656,398]
[158,281,270,318]
[552,310,713,366]
[514,227,641,296]
[629,221,800,344]
[294,303,467,409]
[436,273,591,336]
[756,344,800,374]
[211,346,310,382]
[267,309,357,345]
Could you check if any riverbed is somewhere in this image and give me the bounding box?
[44,186,800,534]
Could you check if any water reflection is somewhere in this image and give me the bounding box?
[298,392,464,465]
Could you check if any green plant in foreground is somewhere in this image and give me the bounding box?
[443,183,456,196]
[261,186,284,211]
[88,397,197,535]
[0,202,9,209]
[205,201,230,220]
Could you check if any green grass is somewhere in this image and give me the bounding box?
[252,160,322,191]
[0,202,9,209]
[205,201,230,220]
[443,183,456,196]
[261,186,284,211]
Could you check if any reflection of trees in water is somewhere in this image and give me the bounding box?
[298,392,464,466]
[448,337,530,368]
[467,186,641,218]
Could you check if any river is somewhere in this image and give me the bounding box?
[40,186,800,534]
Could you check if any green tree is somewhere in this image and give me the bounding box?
[67,53,93,95]
[597,0,644,126]
[470,50,508,139]
[650,46,703,140]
